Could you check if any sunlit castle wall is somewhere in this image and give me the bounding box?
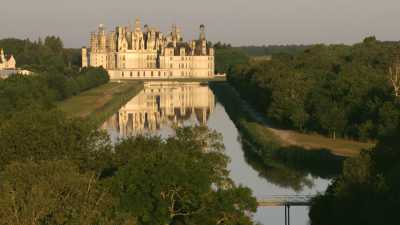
[82,19,215,80]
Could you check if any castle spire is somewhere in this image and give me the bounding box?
[135,18,141,32]
[199,24,206,40]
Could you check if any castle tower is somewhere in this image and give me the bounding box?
[0,49,6,64]
[134,18,142,33]
[90,32,98,52]
[171,24,178,48]
[199,24,207,55]
[107,32,116,51]
[81,48,88,67]
[98,24,107,52]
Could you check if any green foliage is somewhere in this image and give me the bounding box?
[0,67,110,119]
[0,75,55,117]
[0,37,81,72]
[238,45,310,56]
[228,38,400,140]
[0,109,112,172]
[0,105,257,224]
[215,46,249,74]
[110,127,257,225]
[210,82,344,191]
[309,124,400,225]
[0,160,119,225]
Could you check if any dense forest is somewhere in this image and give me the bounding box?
[238,45,310,56]
[0,110,257,224]
[226,37,400,141]
[214,37,400,225]
[309,124,400,225]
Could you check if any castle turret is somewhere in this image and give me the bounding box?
[81,47,88,67]
[90,32,98,52]
[134,18,141,33]
[199,24,207,55]
[107,32,116,51]
[98,24,107,52]
[0,49,6,64]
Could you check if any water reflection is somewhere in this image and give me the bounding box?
[102,82,215,137]
[102,81,331,225]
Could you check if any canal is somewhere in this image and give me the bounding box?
[101,81,330,225]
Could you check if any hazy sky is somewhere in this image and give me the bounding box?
[1,0,399,47]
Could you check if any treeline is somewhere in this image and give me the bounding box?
[238,45,310,56]
[309,125,400,225]
[214,43,249,74]
[0,37,81,72]
[227,37,400,141]
[0,67,109,118]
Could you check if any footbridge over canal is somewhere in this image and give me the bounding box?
[257,195,315,225]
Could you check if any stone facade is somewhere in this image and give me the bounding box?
[82,19,215,80]
[0,49,16,70]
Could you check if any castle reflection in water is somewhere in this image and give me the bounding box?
[102,82,215,137]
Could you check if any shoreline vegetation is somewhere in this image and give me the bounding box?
[57,81,143,125]
[210,82,347,179]
[210,82,372,157]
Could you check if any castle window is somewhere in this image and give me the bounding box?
[122,72,124,77]
[158,71,161,77]
[137,72,139,77]
[130,72,133,77]
[151,71,154,77]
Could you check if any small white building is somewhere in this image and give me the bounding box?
[0,49,32,79]
[0,49,16,70]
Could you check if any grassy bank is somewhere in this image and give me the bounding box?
[210,83,378,179]
[57,81,143,125]
[211,82,373,157]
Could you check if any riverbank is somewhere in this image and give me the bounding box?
[57,81,143,125]
[210,83,373,158]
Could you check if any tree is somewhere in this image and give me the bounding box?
[0,109,112,172]
[309,124,400,225]
[111,127,257,225]
[0,160,127,225]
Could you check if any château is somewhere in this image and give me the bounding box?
[82,19,215,79]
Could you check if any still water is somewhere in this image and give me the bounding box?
[102,82,330,225]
